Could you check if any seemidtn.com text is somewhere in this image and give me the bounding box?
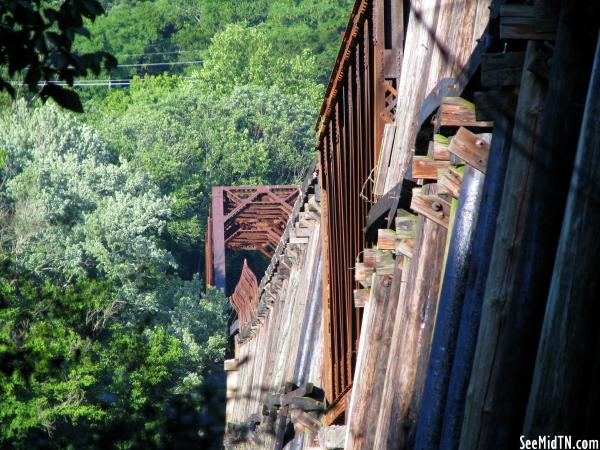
[520,436,599,449]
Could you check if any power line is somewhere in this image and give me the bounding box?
[117,49,204,58]
[30,77,199,88]
[115,60,203,68]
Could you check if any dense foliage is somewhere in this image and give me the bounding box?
[0,103,228,448]
[0,0,351,447]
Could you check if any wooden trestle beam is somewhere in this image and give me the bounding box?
[206,185,299,290]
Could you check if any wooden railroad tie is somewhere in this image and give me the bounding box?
[410,186,451,229]
[434,97,494,131]
[437,167,463,198]
[448,127,492,173]
[412,156,453,180]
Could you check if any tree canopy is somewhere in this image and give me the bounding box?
[0,0,351,447]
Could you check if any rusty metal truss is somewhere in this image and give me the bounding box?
[317,0,404,419]
[206,185,299,290]
[229,259,260,330]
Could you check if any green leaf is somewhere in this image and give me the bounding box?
[41,84,84,113]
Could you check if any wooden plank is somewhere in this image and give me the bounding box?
[412,156,453,180]
[373,208,448,449]
[395,239,415,259]
[280,383,314,405]
[437,167,463,198]
[435,97,494,129]
[432,134,451,160]
[395,210,418,239]
[524,32,600,439]
[355,262,374,288]
[362,248,377,268]
[353,288,371,308]
[375,250,395,275]
[377,229,397,250]
[448,127,492,173]
[410,186,451,229]
[382,0,442,192]
[346,257,403,450]
[500,5,556,40]
[374,123,397,196]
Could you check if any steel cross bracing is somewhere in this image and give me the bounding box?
[206,185,299,290]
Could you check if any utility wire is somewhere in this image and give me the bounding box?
[117,49,204,58]
[116,60,203,68]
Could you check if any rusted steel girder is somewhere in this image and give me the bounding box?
[206,185,299,291]
[316,0,404,418]
[229,259,260,330]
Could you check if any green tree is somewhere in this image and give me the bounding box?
[85,73,316,278]
[0,102,173,314]
[0,101,228,448]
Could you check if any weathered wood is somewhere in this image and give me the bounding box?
[319,425,347,449]
[524,33,600,439]
[289,409,321,434]
[412,156,453,180]
[458,42,547,450]
[395,238,415,259]
[374,123,397,196]
[384,0,491,192]
[366,180,414,230]
[395,210,418,239]
[377,229,397,250]
[433,134,451,160]
[375,250,395,275]
[435,97,494,130]
[440,111,515,450]
[437,167,463,198]
[224,179,324,443]
[308,194,321,214]
[499,5,556,40]
[414,165,486,450]
[448,127,492,173]
[224,358,239,372]
[286,396,323,412]
[353,289,371,308]
[347,250,405,450]
[410,186,451,229]
[373,207,448,449]
[354,263,374,288]
[273,405,289,450]
[481,52,525,87]
[280,382,314,405]
[460,18,596,447]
